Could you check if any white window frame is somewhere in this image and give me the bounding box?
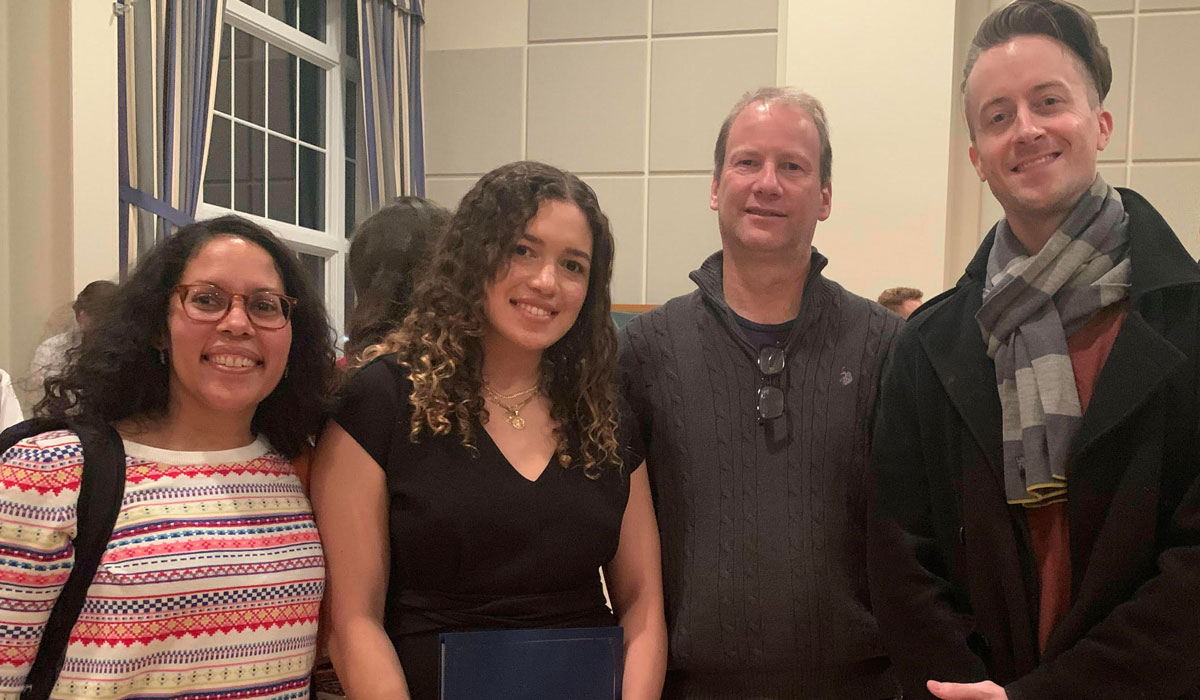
[197,0,360,347]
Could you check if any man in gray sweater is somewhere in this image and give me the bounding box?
[619,87,904,699]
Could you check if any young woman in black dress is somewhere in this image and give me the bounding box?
[312,161,666,700]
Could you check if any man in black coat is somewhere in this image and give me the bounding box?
[868,2,1200,699]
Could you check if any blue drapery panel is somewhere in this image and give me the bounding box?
[116,0,226,274]
[357,0,427,207]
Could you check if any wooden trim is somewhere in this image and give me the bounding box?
[612,304,657,313]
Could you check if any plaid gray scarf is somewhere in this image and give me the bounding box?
[976,176,1130,507]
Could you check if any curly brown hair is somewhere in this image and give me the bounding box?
[36,216,336,459]
[362,161,621,476]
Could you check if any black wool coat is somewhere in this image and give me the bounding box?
[867,189,1200,700]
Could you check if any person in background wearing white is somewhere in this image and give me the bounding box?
[0,368,21,430]
[29,280,119,388]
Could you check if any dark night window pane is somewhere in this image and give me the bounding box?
[233,30,266,126]
[345,160,356,237]
[234,123,266,216]
[298,0,326,41]
[268,135,297,224]
[298,251,326,293]
[266,0,297,29]
[298,58,326,147]
[214,27,231,114]
[204,115,232,208]
[345,0,358,58]
[267,45,297,137]
[344,80,356,160]
[298,145,325,230]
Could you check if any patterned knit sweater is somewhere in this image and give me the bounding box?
[620,250,905,699]
[0,431,324,700]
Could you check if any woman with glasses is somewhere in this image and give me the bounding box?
[312,161,667,700]
[0,215,335,698]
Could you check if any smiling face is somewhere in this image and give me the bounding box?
[710,101,832,258]
[165,236,293,431]
[481,199,593,358]
[966,34,1113,241]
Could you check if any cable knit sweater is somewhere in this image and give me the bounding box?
[619,250,904,699]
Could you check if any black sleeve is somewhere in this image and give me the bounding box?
[866,333,987,699]
[332,355,408,470]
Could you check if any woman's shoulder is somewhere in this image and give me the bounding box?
[0,428,86,500]
[333,353,414,461]
[343,353,412,399]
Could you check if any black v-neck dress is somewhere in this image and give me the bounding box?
[333,355,639,700]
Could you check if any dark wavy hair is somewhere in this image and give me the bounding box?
[362,161,621,476]
[35,215,336,458]
[344,196,450,365]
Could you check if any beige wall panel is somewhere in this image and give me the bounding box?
[989,0,1132,14]
[652,0,777,35]
[529,0,647,41]
[645,176,720,303]
[425,48,525,176]
[1140,0,1200,10]
[1097,164,1128,186]
[6,0,73,405]
[785,0,955,298]
[1129,163,1200,259]
[1072,0,1135,12]
[585,177,645,304]
[0,4,10,368]
[425,176,479,210]
[424,0,527,50]
[649,35,777,172]
[1131,14,1200,159]
[527,42,646,173]
[1096,17,1132,162]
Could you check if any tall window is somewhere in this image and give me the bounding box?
[199,0,366,347]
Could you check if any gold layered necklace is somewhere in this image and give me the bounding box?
[483,382,539,430]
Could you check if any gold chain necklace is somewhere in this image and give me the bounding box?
[483,386,539,430]
[482,381,539,401]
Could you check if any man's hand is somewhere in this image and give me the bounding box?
[927,680,1008,700]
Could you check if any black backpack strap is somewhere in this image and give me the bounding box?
[2,419,127,700]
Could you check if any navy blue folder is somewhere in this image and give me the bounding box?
[439,626,623,700]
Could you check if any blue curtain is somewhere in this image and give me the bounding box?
[357,0,427,207]
[116,0,226,274]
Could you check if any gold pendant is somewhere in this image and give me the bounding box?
[508,412,525,430]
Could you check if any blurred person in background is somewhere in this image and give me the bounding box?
[878,286,924,319]
[343,196,451,367]
[0,368,21,429]
[29,280,119,387]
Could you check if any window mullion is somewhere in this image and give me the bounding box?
[226,0,338,69]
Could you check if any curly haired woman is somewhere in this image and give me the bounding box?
[312,161,666,700]
[0,216,335,698]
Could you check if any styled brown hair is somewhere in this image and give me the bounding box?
[877,287,923,312]
[362,161,622,476]
[962,0,1111,137]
